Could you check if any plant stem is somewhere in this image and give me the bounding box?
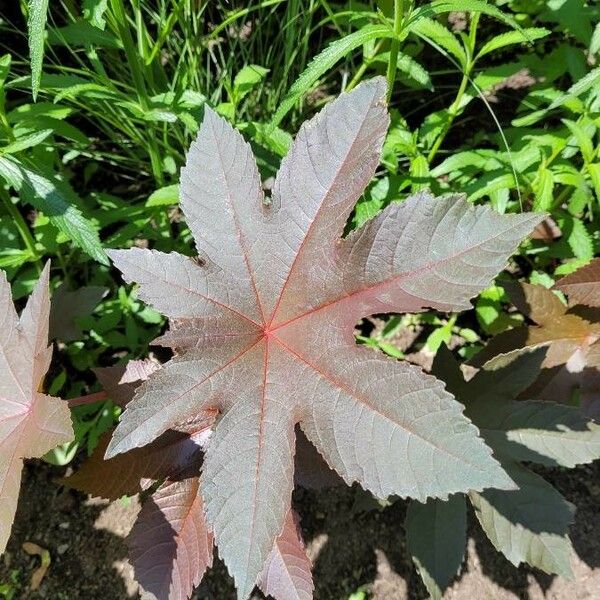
[109,0,164,185]
[427,13,480,164]
[0,188,42,273]
[386,0,404,102]
[68,390,109,408]
[346,39,386,91]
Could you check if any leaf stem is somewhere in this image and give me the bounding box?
[386,0,404,102]
[68,390,109,408]
[346,39,385,92]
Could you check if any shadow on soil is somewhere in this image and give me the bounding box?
[1,461,598,599]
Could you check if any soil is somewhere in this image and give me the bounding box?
[1,461,599,600]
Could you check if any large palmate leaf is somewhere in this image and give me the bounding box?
[106,77,541,598]
[471,281,600,417]
[0,264,73,554]
[408,344,600,597]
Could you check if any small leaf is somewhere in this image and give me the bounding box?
[477,28,550,59]
[410,17,466,68]
[396,53,433,90]
[49,284,107,342]
[233,64,269,101]
[270,25,395,127]
[406,495,466,600]
[532,166,554,211]
[562,118,594,163]
[548,65,600,110]
[411,0,523,33]
[146,184,180,207]
[1,129,53,154]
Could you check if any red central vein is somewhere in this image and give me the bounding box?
[267,88,379,329]
[244,336,270,578]
[211,121,266,325]
[116,337,263,448]
[271,213,541,333]
[272,335,489,471]
[127,257,262,329]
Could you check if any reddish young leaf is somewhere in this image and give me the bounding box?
[106,78,541,597]
[554,258,600,308]
[63,430,207,500]
[258,509,313,600]
[94,359,161,407]
[471,282,600,412]
[128,476,213,600]
[49,283,107,341]
[0,264,73,554]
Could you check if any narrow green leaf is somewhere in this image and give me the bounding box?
[48,21,122,48]
[233,65,269,101]
[470,463,574,578]
[532,166,554,211]
[83,0,109,30]
[564,217,594,260]
[27,0,50,101]
[1,129,53,154]
[477,28,550,59]
[269,24,395,128]
[587,163,600,202]
[0,156,107,264]
[549,65,600,110]
[396,53,433,90]
[411,0,523,34]
[406,495,467,600]
[590,22,600,55]
[410,17,467,68]
[562,118,595,163]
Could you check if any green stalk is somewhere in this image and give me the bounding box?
[386,0,404,102]
[427,13,480,164]
[346,39,386,91]
[0,188,42,274]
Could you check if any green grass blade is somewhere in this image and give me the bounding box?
[269,23,395,129]
[27,0,50,101]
